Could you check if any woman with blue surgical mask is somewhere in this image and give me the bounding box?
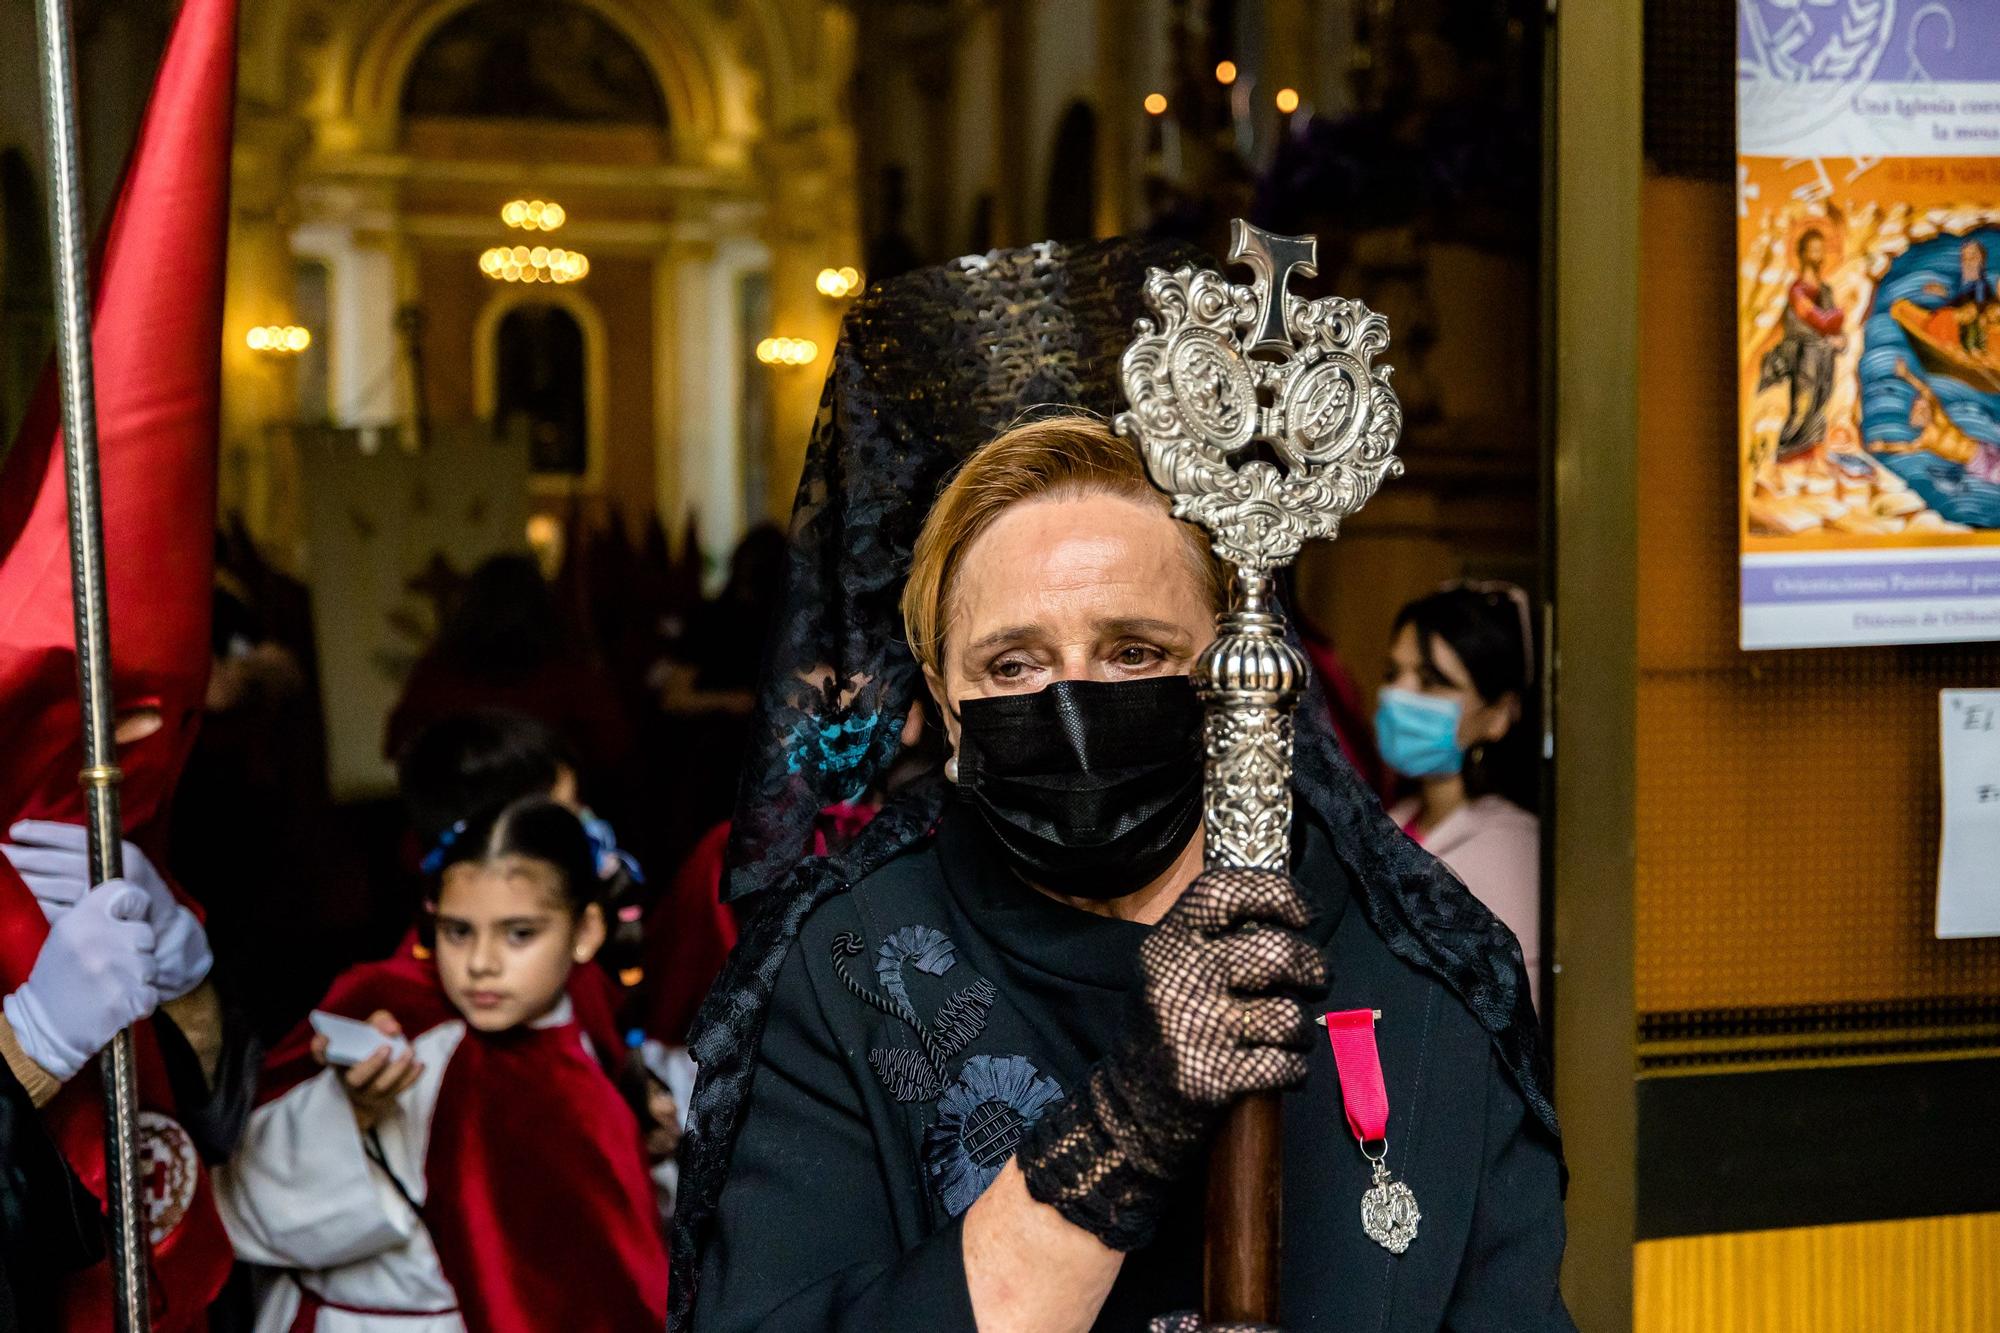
[1378,581,1544,1009]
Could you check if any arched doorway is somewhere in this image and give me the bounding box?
[399,0,668,125]
[494,303,588,476]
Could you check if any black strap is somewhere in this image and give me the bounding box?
[362,1127,427,1223]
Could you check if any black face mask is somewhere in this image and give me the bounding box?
[953,675,1204,899]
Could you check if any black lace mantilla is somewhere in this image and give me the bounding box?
[668,237,1558,1330]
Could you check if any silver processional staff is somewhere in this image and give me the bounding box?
[1116,219,1406,1323]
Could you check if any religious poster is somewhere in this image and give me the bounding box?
[1737,2,2000,649]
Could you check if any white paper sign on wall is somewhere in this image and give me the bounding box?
[1937,689,2000,939]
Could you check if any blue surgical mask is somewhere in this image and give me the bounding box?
[1374,688,1465,779]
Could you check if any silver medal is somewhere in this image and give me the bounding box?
[1359,1153,1420,1254]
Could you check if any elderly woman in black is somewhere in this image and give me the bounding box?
[673,240,1569,1333]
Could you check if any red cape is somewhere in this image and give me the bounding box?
[426,1023,667,1331]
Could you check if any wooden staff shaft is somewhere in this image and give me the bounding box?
[1194,570,1302,1323]
[1205,1096,1284,1320]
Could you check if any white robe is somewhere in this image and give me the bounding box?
[215,999,579,1332]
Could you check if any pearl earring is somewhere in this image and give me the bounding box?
[945,755,960,782]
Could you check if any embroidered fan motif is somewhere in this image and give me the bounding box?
[876,926,957,1009]
[923,1055,1065,1216]
[832,927,998,1104]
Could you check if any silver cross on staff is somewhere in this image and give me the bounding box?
[1118,220,1403,579]
[1114,220,1405,1322]
[1231,224,1320,355]
[1116,219,1404,867]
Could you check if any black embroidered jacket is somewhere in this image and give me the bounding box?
[690,802,1574,1332]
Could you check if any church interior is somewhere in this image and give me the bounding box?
[3,0,1543,797]
[2,0,1998,1329]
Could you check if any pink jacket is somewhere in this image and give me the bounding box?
[1393,795,1542,1010]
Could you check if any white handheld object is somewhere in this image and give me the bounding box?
[310,1010,410,1067]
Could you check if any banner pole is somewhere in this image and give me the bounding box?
[29,0,150,1326]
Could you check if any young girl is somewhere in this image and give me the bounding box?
[1376,580,1545,1008]
[216,797,668,1331]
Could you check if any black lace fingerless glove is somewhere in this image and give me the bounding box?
[1015,867,1326,1250]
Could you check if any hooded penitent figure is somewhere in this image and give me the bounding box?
[672,238,1570,1332]
[0,0,242,1326]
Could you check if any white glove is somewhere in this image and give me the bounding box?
[2,881,159,1081]
[4,820,213,1000]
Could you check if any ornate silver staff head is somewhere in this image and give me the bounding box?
[1115,220,1404,576]
[1115,220,1405,872]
